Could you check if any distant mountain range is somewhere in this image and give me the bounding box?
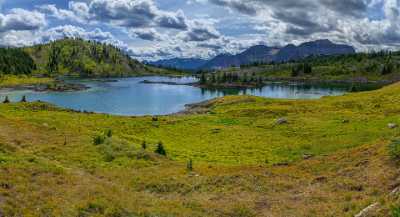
[147,39,356,71]
[146,58,208,71]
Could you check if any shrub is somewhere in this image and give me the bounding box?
[3,96,10,103]
[93,135,106,145]
[229,205,256,217]
[155,142,166,156]
[391,206,400,217]
[78,202,105,216]
[20,95,27,103]
[187,159,193,171]
[106,129,113,138]
[389,140,400,160]
[101,143,116,162]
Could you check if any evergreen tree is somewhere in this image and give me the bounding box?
[106,129,113,138]
[211,73,216,83]
[242,73,248,83]
[141,141,147,150]
[187,159,193,171]
[3,96,10,103]
[21,95,27,103]
[199,73,207,85]
[155,141,167,156]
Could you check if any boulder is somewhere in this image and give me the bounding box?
[354,203,379,217]
[276,118,288,125]
[388,123,398,129]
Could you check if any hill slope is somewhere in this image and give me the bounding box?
[24,38,156,77]
[1,82,400,216]
[207,50,400,85]
[0,38,178,78]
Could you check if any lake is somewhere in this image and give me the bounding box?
[0,76,379,116]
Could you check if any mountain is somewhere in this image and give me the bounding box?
[0,38,177,78]
[201,45,280,69]
[202,39,355,70]
[21,38,157,77]
[147,58,208,71]
[275,39,356,62]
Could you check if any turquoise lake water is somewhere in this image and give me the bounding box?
[0,76,376,116]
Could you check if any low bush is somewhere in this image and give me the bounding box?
[93,135,106,145]
[391,206,400,217]
[97,137,136,162]
[389,140,400,160]
[187,159,193,171]
[155,142,166,156]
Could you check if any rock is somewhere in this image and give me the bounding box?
[342,119,350,123]
[276,118,288,125]
[354,202,379,217]
[390,186,400,197]
[303,154,314,160]
[388,123,398,129]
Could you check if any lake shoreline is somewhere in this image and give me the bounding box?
[0,81,89,93]
[0,76,383,116]
[139,78,387,90]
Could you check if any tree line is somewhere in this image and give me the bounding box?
[0,48,36,75]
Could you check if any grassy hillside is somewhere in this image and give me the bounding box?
[1,82,400,216]
[24,38,180,77]
[0,38,181,81]
[210,51,400,85]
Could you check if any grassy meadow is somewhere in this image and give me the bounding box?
[0,75,53,88]
[1,82,400,216]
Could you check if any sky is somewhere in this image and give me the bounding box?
[0,0,399,60]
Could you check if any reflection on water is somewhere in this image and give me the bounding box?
[0,76,382,116]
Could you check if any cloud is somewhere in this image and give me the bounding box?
[155,10,188,30]
[196,0,400,51]
[321,0,369,17]
[38,4,82,23]
[53,0,191,30]
[208,0,259,15]
[182,21,221,41]
[129,28,164,41]
[0,9,46,32]
[36,25,127,48]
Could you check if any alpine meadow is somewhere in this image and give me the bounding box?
[1,0,400,217]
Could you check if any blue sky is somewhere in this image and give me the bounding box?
[0,0,398,60]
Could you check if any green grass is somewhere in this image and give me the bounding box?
[3,88,396,165]
[0,75,53,88]
[1,82,400,216]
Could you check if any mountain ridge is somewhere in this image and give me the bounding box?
[149,39,356,71]
[146,58,208,71]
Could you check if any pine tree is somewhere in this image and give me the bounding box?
[106,129,113,138]
[21,95,27,103]
[199,73,207,85]
[141,141,147,150]
[3,96,10,103]
[155,141,167,156]
[211,73,216,83]
[187,159,193,171]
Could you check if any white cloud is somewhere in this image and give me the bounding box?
[0,8,46,32]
